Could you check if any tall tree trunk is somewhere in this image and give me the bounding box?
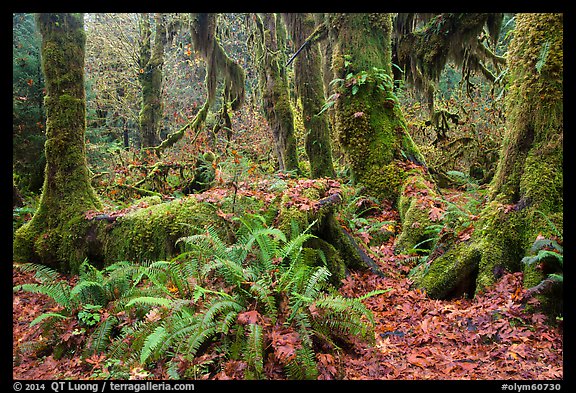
[254,13,299,173]
[138,13,165,148]
[283,13,335,179]
[327,13,425,202]
[414,14,563,311]
[326,13,435,251]
[14,13,102,271]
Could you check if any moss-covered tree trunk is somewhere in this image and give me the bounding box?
[283,13,336,179]
[254,13,299,173]
[13,13,102,271]
[414,14,563,309]
[138,13,165,148]
[325,13,436,251]
[327,13,425,202]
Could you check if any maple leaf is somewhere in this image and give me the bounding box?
[407,352,432,368]
[271,328,301,364]
[428,205,444,222]
[237,310,261,325]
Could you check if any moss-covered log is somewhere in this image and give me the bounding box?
[13,13,102,271]
[414,14,563,313]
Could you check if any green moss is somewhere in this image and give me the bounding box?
[13,14,102,272]
[394,174,437,252]
[102,197,229,263]
[415,242,481,299]
[411,14,563,309]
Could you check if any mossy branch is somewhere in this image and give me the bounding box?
[117,183,163,197]
[285,20,327,67]
[151,101,209,156]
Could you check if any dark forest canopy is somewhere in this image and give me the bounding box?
[12,12,563,381]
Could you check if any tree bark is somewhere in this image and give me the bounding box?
[325,13,436,252]
[414,14,563,311]
[254,13,299,173]
[13,13,102,271]
[138,13,165,148]
[283,13,336,179]
[327,13,426,203]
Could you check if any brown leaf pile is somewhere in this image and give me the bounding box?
[338,264,563,380]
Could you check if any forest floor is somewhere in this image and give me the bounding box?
[12,187,563,381]
[12,244,563,380]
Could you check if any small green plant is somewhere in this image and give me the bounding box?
[522,235,563,283]
[78,304,102,327]
[318,57,401,116]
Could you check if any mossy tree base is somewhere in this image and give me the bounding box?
[14,13,102,272]
[413,14,563,317]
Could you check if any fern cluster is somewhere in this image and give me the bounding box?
[124,214,375,379]
[522,212,563,284]
[14,213,378,380]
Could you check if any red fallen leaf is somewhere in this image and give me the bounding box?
[407,352,432,368]
[271,328,301,364]
[353,111,365,118]
[237,310,261,325]
[429,205,444,222]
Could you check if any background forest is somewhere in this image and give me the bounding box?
[12,13,563,381]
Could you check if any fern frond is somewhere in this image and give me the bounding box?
[14,263,60,283]
[86,316,119,356]
[530,238,563,254]
[303,266,331,300]
[70,280,107,306]
[29,312,68,327]
[14,282,72,310]
[201,298,244,327]
[280,233,316,262]
[140,325,168,364]
[249,280,277,320]
[356,288,392,301]
[78,260,104,284]
[184,325,217,358]
[314,294,374,339]
[522,250,563,267]
[125,296,173,308]
[244,323,264,379]
[284,345,318,380]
